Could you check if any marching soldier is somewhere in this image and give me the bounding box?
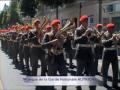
[63,31,74,68]
[74,15,96,90]
[4,34,8,53]
[30,19,47,76]
[16,33,25,71]
[11,32,19,67]
[7,33,13,59]
[93,24,104,75]
[2,34,8,53]
[102,23,119,89]
[22,30,31,75]
[43,19,67,90]
[45,25,52,33]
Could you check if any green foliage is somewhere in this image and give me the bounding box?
[0,4,9,28]
[39,0,75,7]
[0,11,4,27]
[20,0,37,17]
[8,0,20,25]
[0,0,21,28]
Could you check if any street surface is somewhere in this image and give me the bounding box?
[0,42,119,90]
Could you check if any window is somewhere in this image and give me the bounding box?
[88,15,94,27]
[106,4,114,12]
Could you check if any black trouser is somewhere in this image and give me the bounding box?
[47,53,67,90]
[12,42,19,66]
[4,40,8,53]
[23,46,30,71]
[65,49,74,67]
[94,46,103,74]
[34,48,49,90]
[102,50,118,86]
[76,58,95,76]
[30,47,46,76]
[30,54,46,76]
[19,44,24,70]
[47,53,67,76]
[7,41,12,58]
[76,57,96,90]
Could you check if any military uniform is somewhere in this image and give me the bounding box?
[75,15,96,90]
[29,30,47,76]
[17,33,24,70]
[11,32,19,67]
[7,35,13,59]
[63,33,74,68]
[42,19,67,90]
[93,24,103,74]
[21,32,31,75]
[102,23,119,89]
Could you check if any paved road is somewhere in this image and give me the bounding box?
[0,80,3,90]
[0,44,119,90]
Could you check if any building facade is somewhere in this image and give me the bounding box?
[102,0,120,31]
[36,0,120,31]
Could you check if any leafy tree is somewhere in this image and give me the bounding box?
[20,0,37,17]
[19,0,75,18]
[8,0,20,25]
[0,4,9,28]
[39,0,74,7]
[0,11,4,28]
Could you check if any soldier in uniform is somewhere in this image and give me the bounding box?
[93,24,104,75]
[30,19,47,76]
[4,33,8,54]
[45,25,52,33]
[0,34,4,51]
[22,29,31,75]
[7,33,13,59]
[102,23,119,89]
[17,32,25,71]
[43,19,67,90]
[11,32,19,67]
[63,32,74,68]
[74,15,96,90]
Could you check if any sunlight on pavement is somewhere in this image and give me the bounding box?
[0,80,3,90]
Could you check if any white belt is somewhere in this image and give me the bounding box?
[31,44,42,48]
[24,44,29,47]
[94,43,103,47]
[95,43,100,46]
[104,47,117,51]
[79,44,92,47]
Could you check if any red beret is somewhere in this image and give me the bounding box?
[25,25,32,31]
[46,25,52,29]
[51,19,60,26]
[106,23,115,30]
[80,15,88,22]
[20,26,25,31]
[96,24,103,28]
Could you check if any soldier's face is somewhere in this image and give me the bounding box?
[53,23,60,29]
[82,20,88,27]
[46,28,51,32]
[35,22,40,28]
[108,29,114,34]
[98,27,102,31]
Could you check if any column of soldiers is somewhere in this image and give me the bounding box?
[0,15,119,90]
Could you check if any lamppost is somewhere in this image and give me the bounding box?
[79,2,82,25]
[98,0,102,23]
[79,2,82,17]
